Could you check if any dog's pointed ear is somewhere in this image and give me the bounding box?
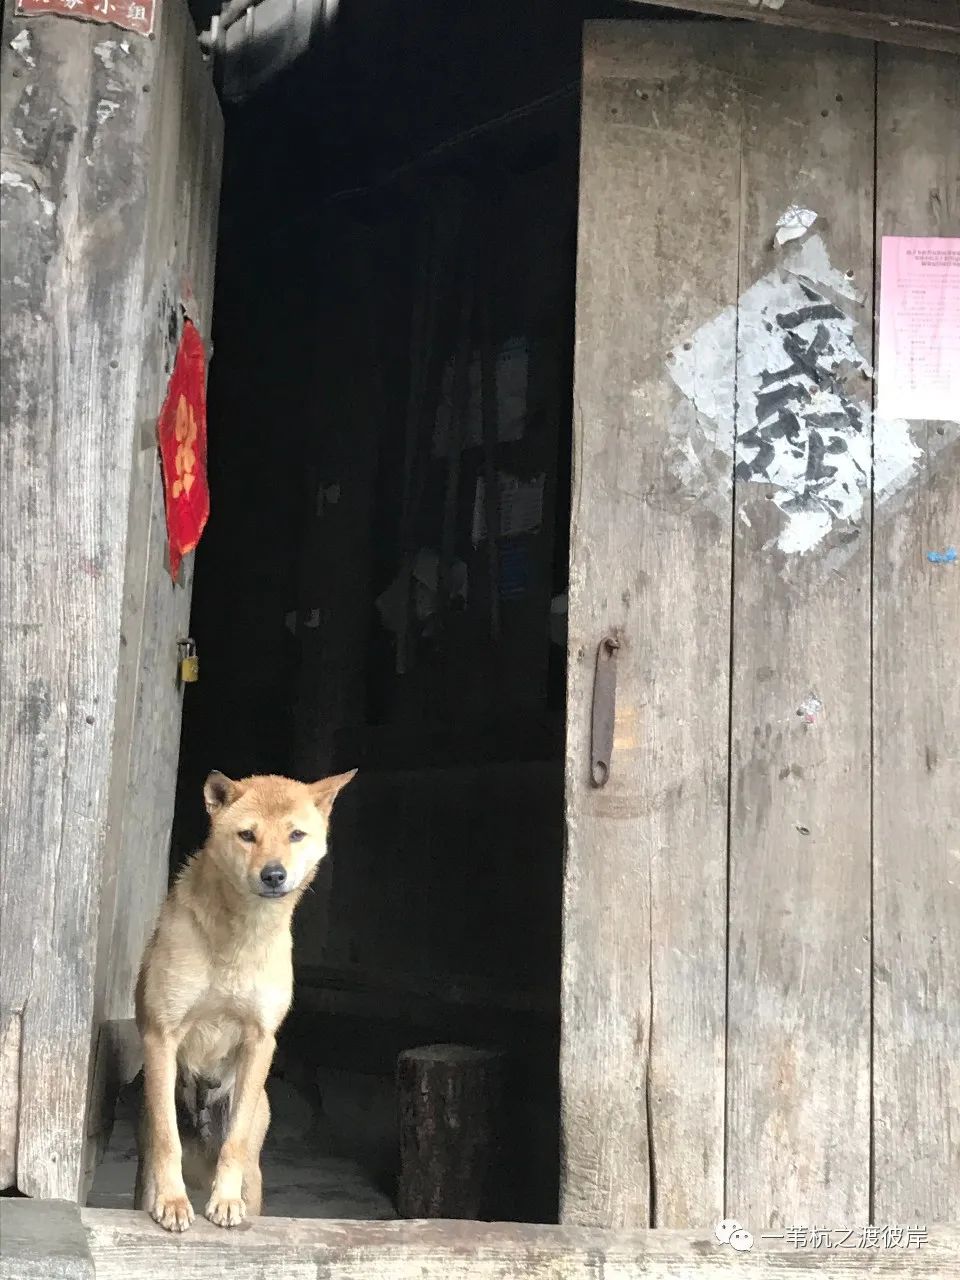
[310,769,357,818]
[204,770,240,815]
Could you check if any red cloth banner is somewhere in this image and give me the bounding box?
[157,319,210,581]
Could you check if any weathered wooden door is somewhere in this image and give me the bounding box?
[563,20,958,1232]
[1,0,222,1199]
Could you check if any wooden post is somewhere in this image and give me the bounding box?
[563,22,735,1230]
[872,44,960,1224]
[0,0,221,1199]
[725,26,874,1229]
[396,1044,505,1219]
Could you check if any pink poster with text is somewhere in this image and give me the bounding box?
[878,236,960,422]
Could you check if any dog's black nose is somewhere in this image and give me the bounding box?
[260,862,287,889]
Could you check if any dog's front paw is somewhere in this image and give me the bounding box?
[151,1191,194,1232]
[206,1193,246,1227]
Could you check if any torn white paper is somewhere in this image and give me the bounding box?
[783,233,864,304]
[775,205,817,247]
[10,30,35,67]
[666,234,921,556]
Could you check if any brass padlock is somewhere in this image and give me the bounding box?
[178,638,199,684]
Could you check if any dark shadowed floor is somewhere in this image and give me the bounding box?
[88,1074,396,1220]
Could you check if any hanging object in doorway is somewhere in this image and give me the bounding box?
[157,319,210,581]
[497,538,529,601]
[375,548,468,644]
[471,472,545,546]
[432,337,529,458]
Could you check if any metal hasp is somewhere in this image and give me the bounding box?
[589,634,619,787]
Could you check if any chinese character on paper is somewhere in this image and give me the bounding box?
[15,0,155,37]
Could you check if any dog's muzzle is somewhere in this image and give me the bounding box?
[257,861,292,897]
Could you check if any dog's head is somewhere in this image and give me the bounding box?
[202,769,357,900]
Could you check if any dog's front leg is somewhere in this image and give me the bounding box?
[141,1026,193,1232]
[206,1028,276,1227]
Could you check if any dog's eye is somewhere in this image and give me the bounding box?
[289,829,306,843]
[237,829,257,843]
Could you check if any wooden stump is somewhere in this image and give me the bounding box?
[396,1044,505,1219]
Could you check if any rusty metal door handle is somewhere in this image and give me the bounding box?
[590,635,620,787]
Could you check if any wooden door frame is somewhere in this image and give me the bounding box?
[0,0,222,1201]
[633,0,960,55]
[2,0,956,1252]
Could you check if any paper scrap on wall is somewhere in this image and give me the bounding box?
[665,234,924,557]
[878,236,960,423]
[774,205,817,247]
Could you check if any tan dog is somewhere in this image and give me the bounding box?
[133,768,355,1231]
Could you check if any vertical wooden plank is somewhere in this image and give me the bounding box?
[726,30,874,1226]
[87,0,222,1190]
[95,0,223,1039]
[1,4,155,1200]
[0,0,220,1199]
[872,44,960,1223]
[562,22,736,1228]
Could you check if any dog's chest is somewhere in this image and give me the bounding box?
[178,1009,244,1080]
[177,964,290,1078]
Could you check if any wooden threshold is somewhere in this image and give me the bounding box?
[2,1200,959,1279]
